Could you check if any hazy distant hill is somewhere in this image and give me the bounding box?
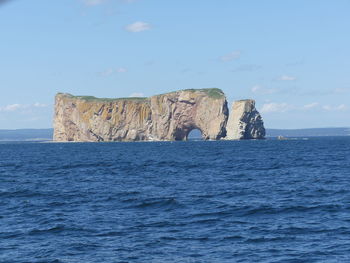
[188,127,350,138]
[0,129,53,141]
[266,127,350,137]
[0,127,349,141]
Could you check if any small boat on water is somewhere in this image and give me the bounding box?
[277,135,288,140]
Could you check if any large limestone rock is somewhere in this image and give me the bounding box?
[53,89,229,142]
[225,99,265,140]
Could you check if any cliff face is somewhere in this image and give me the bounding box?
[225,99,265,140]
[53,89,228,142]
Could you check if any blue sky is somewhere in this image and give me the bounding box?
[1,0,350,129]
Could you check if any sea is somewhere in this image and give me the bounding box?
[1,137,350,263]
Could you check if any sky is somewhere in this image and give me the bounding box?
[0,0,350,129]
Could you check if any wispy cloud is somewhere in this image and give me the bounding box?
[261,103,291,113]
[333,88,350,94]
[1,104,22,112]
[80,0,139,8]
[125,21,151,32]
[303,102,319,109]
[278,74,297,81]
[99,67,127,76]
[129,92,144,97]
[82,0,106,6]
[0,103,48,112]
[251,85,277,95]
[220,51,241,62]
[100,69,114,76]
[81,0,138,6]
[261,102,348,114]
[116,67,127,73]
[33,103,48,108]
[322,104,347,111]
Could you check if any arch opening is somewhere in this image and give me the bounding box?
[173,125,204,141]
[187,128,203,141]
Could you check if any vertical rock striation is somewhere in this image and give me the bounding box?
[53,89,229,142]
[225,99,265,140]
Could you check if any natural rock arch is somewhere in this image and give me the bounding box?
[149,90,229,141]
[54,89,229,142]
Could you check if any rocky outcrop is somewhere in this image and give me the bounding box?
[53,89,229,142]
[225,99,265,140]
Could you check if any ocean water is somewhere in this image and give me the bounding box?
[1,137,350,263]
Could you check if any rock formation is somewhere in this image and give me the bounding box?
[53,89,229,142]
[225,99,265,140]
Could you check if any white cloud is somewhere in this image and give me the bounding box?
[33,103,48,108]
[251,85,260,93]
[260,103,291,113]
[251,85,276,95]
[125,21,151,32]
[0,103,48,112]
[337,104,347,110]
[220,51,241,62]
[1,104,22,112]
[129,92,144,97]
[303,102,319,109]
[279,75,296,81]
[322,104,347,111]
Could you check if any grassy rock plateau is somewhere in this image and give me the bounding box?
[53,88,265,142]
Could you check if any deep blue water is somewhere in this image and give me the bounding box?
[1,137,350,263]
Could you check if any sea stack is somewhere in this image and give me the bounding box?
[53,89,229,142]
[225,99,265,140]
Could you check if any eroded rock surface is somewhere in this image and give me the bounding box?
[53,89,229,142]
[225,99,265,140]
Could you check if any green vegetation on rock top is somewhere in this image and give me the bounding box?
[57,88,225,102]
[59,93,148,102]
[157,88,225,99]
[198,88,225,99]
[236,99,255,102]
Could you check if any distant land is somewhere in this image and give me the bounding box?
[0,129,53,141]
[266,127,350,137]
[189,127,350,139]
[0,128,349,141]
